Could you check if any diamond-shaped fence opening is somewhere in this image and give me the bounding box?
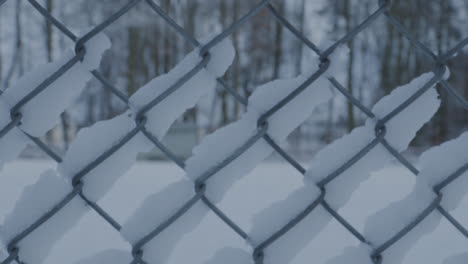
[0,0,467,264]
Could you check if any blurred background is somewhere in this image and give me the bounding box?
[0,0,467,161]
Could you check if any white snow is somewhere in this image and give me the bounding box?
[418,131,468,210]
[128,37,234,138]
[0,170,86,264]
[0,159,466,264]
[58,112,150,202]
[202,247,252,264]
[59,36,234,202]
[1,33,109,136]
[186,48,343,203]
[306,71,442,208]
[0,33,110,170]
[0,99,28,170]
[250,186,328,264]
[73,249,132,264]
[327,130,468,264]
[119,47,346,264]
[208,71,442,264]
[0,35,234,263]
[187,46,347,198]
[249,185,321,246]
[121,179,196,245]
[0,29,464,264]
[443,252,468,264]
[121,180,206,263]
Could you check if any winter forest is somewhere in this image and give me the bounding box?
[0,0,467,159]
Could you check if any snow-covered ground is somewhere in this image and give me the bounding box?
[0,159,466,264]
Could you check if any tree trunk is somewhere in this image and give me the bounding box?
[3,0,23,89]
[232,0,241,119]
[127,27,139,96]
[344,0,355,131]
[45,0,58,144]
[294,0,305,75]
[219,0,229,125]
[45,0,53,62]
[272,1,284,79]
[163,0,172,72]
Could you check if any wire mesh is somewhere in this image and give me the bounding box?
[0,0,467,263]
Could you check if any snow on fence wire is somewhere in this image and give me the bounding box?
[0,0,467,264]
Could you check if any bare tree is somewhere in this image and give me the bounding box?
[3,0,23,89]
[271,1,284,80]
[294,0,305,75]
[343,0,356,131]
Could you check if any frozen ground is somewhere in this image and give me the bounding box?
[0,159,467,264]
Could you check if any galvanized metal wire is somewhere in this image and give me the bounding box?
[1,0,468,263]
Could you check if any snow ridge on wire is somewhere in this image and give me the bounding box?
[0,33,110,171]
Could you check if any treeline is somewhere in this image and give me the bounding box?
[0,0,467,155]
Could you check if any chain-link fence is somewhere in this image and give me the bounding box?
[0,0,468,264]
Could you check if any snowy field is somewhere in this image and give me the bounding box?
[0,159,467,264]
